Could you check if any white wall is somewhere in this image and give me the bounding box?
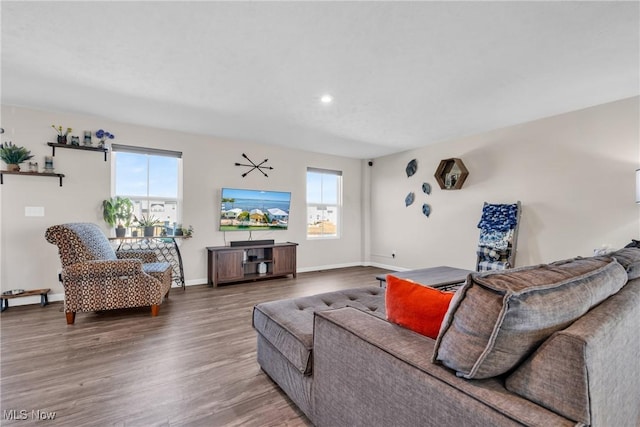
[0,105,364,300]
[368,97,640,271]
[3,97,638,304]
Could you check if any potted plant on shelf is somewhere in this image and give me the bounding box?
[52,125,72,144]
[102,197,134,238]
[1,142,35,172]
[134,214,160,237]
[182,225,194,238]
[95,129,115,148]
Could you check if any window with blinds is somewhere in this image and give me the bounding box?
[306,167,342,239]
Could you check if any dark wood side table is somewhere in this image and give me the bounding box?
[376,266,472,291]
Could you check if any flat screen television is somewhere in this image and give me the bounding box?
[219,188,291,231]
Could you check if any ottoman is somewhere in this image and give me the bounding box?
[252,286,385,418]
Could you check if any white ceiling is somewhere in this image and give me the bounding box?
[2,1,638,159]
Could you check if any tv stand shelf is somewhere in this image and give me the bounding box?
[206,242,297,287]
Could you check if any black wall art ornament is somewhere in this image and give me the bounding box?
[422,182,431,195]
[406,159,418,177]
[405,192,415,207]
[403,157,434,218]
[235,153,274,178]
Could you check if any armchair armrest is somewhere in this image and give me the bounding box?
[63,259,144,280]
[116,250,158,263]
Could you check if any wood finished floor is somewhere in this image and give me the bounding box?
[1,266,389,427]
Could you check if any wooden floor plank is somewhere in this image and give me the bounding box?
[0,266,388,426]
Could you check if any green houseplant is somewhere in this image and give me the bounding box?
[182,225,194,238]
[1,142,34,172]
[102,197,134,237]
[134,214,160,237]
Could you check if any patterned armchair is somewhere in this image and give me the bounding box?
[476,202,522,272]
[45,223,172,324]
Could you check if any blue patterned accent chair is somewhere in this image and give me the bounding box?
[45,223,172,324]
[476,202,522,272]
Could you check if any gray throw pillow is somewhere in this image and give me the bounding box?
[432,257,627,379]
[609,247,640,280]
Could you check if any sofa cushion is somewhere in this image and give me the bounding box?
[252,286,385,375]
[610,247,640,280]
[433,256,627,379]
[505,277,640,426]
[385,275,454,339]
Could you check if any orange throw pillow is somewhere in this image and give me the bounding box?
[385,275,455,339]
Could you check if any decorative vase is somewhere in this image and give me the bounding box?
[44,156,54,172]
[57,135,67,144]
[144,226,155,237]
[7,164,20,172]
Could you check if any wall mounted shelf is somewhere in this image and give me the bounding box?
[0,170,65,186]
[434,158,469,190]
[47,142,109,161]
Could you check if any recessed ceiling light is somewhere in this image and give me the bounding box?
[320,94,333,104]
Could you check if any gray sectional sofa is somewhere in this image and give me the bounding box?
[253,251,640,426]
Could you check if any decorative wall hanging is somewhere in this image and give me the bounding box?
[434,158,469,190]
[406,159,418,177]
[422,203,431,217]
[422,182,431,195]
[235,153,274,178]
[405,192,415,207]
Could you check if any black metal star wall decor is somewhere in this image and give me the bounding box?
[235,153,274,178]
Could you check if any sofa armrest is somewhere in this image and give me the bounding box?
[506,278,640,426]
[117,250,158,263]
[312,307,574,427]
[63,259,144,280]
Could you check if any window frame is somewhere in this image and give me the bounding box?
[111,144,183,228]
[306,167,343,240]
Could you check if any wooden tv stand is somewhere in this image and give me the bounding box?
[207,242,298,287]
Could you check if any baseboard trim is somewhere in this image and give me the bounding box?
[8,264,407,308]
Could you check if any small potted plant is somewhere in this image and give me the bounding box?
[182,225,194,238]
[52,125,72,144]
[95,129,115,148]
[1,142,34,172]
[102,197,134,237]
[134,214,160,237]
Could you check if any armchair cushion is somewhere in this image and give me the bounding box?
[117,250,158,264]
[62,260,144,281]
[45,223,117,266]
